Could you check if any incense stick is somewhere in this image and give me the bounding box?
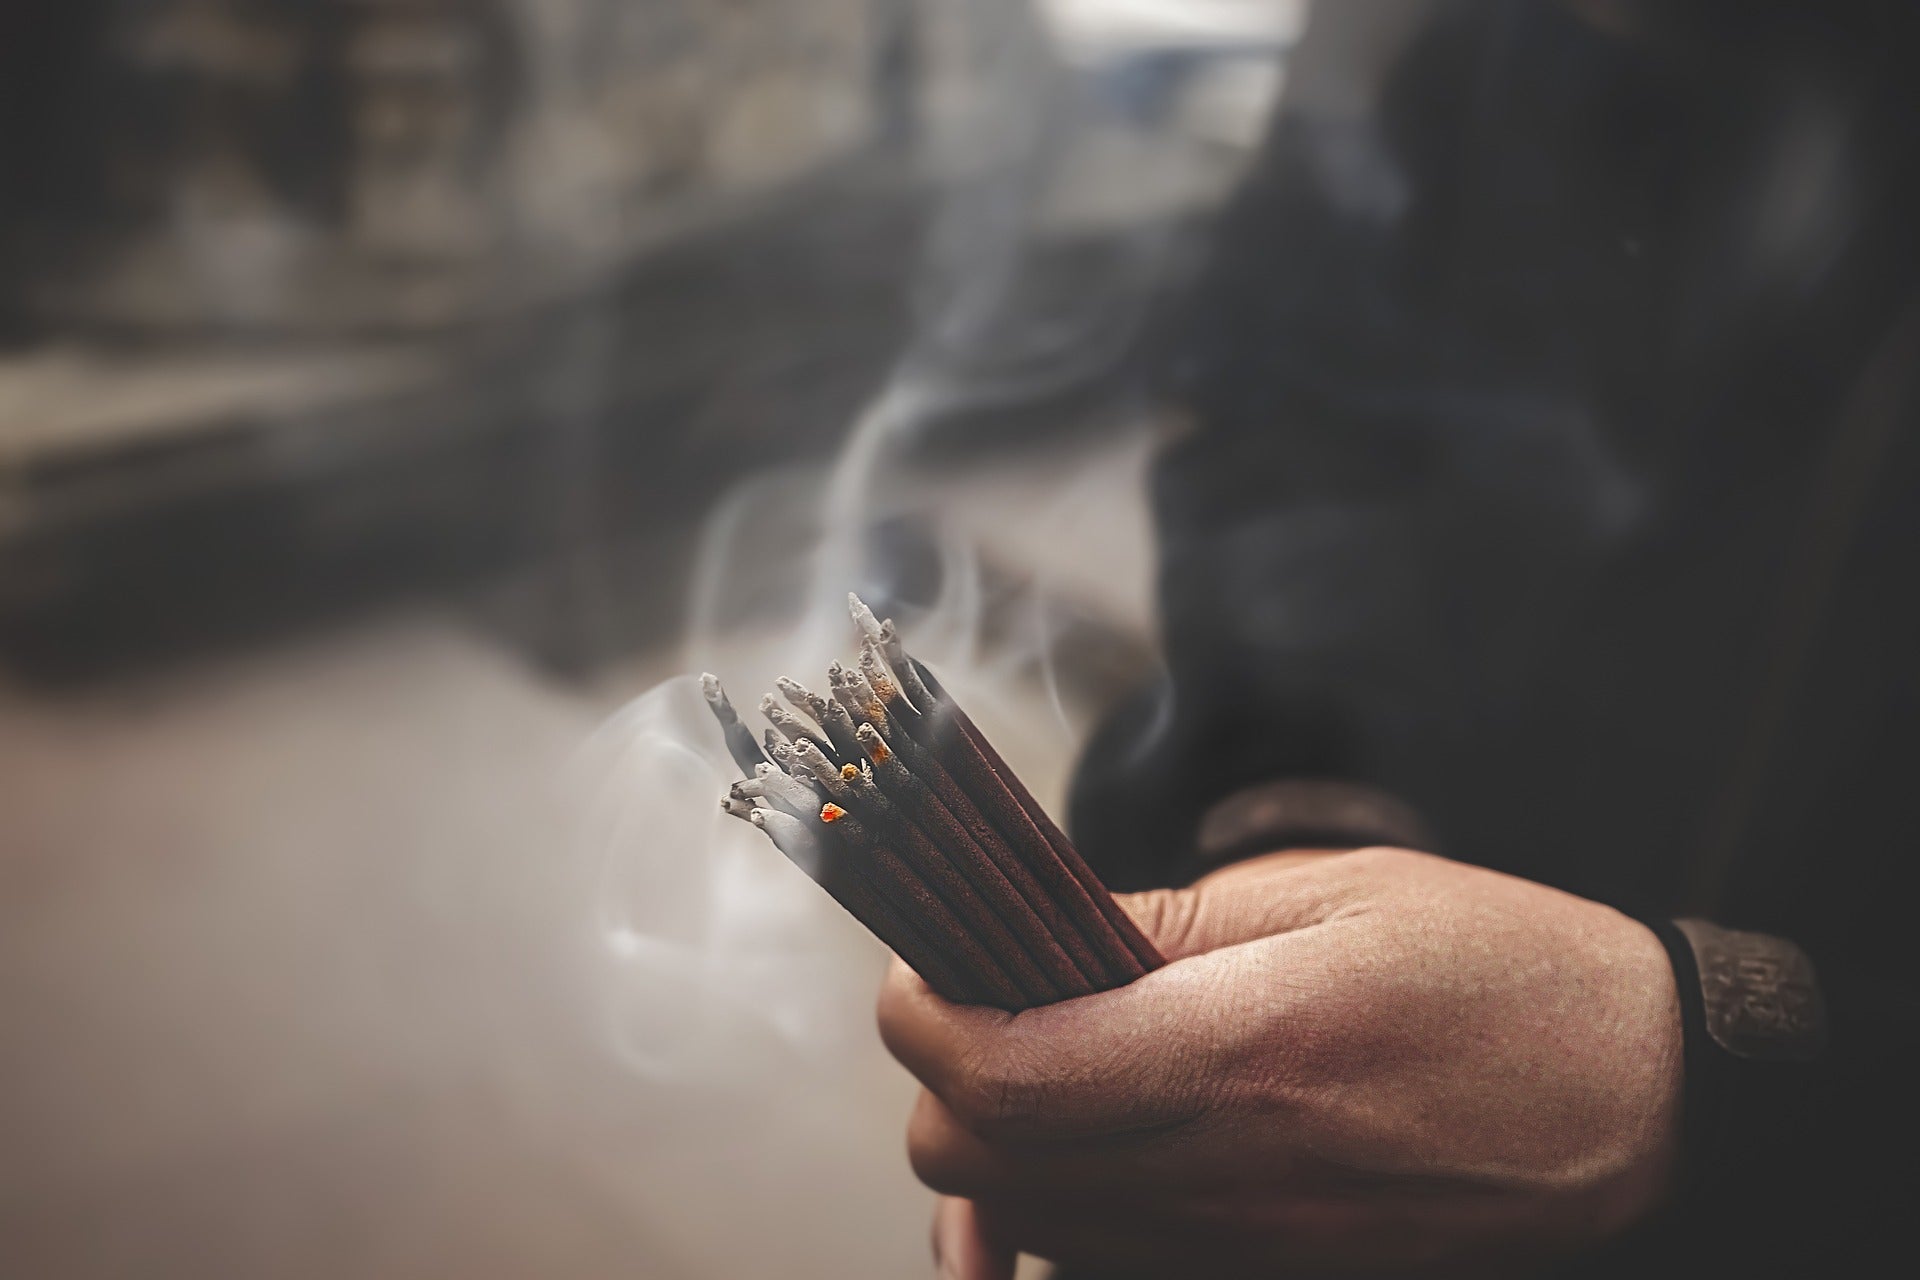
[702,596,1165,1009]
[701,674,768,776]
[852,724,1092,1000]
[908,657,1164,975]
[750,808,986,1005]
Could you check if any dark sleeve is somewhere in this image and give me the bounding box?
[1071,0,1676,886]
[1067,2,1920,1270]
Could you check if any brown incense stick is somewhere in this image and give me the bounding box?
[853,725,1093,1000]
[830,781,1063,1006]
[907,657,1164,974]
[750,807,986,1006]
[857,694,1120,989]
[876,666,1152,982]
[703,595,1164,1010]
[819,804,1030,1009]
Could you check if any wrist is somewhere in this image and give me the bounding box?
[1567,912,1687,1241]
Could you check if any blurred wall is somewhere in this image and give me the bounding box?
[0,0,939,683]
[0,0,901,333]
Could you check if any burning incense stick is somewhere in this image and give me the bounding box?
[908,657,1163,975]
[749,808,988,1006]
[858,701,1119,989]
[853,722,1095,997]
[704,595,1165,1009]
[760,693,834,758]
[701,674,768,776]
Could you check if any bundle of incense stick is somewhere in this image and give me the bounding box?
[702,594,1164,1009]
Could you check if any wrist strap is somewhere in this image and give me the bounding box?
[1642,918,1828,1205]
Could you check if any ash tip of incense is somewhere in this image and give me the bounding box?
[848,592,882,635]
[754,761,777,778]
[796,743,837,776]
[793,741,839,782]
[776,674,825,707]
[854,722,892,762]
[840,763,860,782]
[698,672,725,704]
[747,807,770,829]
[858,641,897,696]
[848,592,902,651]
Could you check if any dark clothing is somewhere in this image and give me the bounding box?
[1070,1,1917,1271]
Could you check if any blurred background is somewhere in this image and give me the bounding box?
[0,2,1298,1276]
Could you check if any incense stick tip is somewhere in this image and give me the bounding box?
[854,721,893,762]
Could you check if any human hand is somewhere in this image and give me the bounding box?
[878,847,1682,1278]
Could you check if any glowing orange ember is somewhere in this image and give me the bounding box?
[820,803,847,823]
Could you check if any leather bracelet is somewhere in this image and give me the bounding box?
[1642,918,1828,1207]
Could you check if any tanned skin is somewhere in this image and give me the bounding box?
[879,848,1682,1279]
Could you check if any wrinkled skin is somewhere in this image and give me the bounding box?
[877,848,1682,1278]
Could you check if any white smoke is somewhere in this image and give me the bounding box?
[569,3,1292,1274]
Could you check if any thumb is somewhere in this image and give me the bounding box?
[1115,848,1352,961]
[933,1196,1015,1280]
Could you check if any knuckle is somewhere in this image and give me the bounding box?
[1348,844,1431,874]
[947,1050,1047,1137]
[1122,887,1203,955]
